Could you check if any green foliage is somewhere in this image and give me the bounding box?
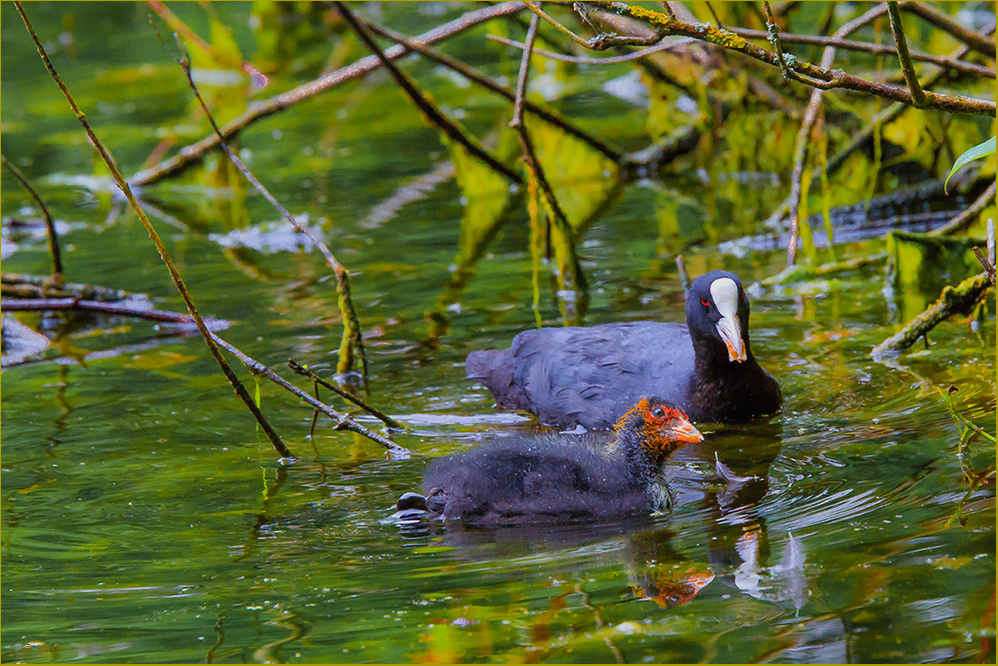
[530,122,618,234]
[944,136,996,194]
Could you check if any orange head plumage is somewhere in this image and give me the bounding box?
[613,397,703,465]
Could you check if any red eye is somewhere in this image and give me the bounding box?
[700,298,710,307]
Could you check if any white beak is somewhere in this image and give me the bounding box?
[716,313,747,362]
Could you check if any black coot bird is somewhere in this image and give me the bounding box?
[466,270,781,429]
[396,397,703,527]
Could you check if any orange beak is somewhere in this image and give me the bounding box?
[669,418,704,443]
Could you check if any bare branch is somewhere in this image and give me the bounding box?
[899,1,996,59]
[487,33,696,65]
[14,1,294,461]
[288,359,406,431]
[130,2,526,186]
[334,2,522,185]
[364,21,622,163]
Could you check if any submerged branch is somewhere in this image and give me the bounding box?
[2,154,62,280]
[755,253,889,288]
[2,273,130,301]
[14,1,294,461]
[1,297,229,330]
[929,180,997,237]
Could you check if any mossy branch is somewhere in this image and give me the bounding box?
[887,1,927,108]
[871,272,993,359]
[556,1,995,115]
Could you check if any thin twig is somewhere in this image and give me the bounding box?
[163,28,370,382]
[899,1,996,59]
[703,1,723,28]
[510,11,588,320]
[728,28,995,79]
[973,247,996,285]
[523,0,598,48]
[765,0,828,88]
[487,33,695,65]
[208,336,410,457]
[509,13,573,234]
[288,359,406,431]
[1,153,62,279]
[334,2,523,185]
[364,21,622,163]
[130,2,526,186]
[783,3,890,264]
[14,1,294,461]
[887,1,927,108]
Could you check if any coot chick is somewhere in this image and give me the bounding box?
[397,397,703,527]
[466,270,781,429]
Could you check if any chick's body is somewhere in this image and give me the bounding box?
[409,397,702,527]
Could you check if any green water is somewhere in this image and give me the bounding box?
[2,3,994,663]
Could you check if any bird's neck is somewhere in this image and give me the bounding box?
[614,432,665,483]
[692,336,758,379]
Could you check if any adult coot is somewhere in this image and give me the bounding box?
[396,397,703,527]
[466,270,781,428]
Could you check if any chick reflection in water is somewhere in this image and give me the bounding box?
[397,397,702,528]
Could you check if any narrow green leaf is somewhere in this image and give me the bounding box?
[945,136,996,194]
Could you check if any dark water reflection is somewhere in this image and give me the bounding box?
[2,2,995,663]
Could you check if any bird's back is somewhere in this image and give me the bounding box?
[469,321,696,429]
[423,435,651,526]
